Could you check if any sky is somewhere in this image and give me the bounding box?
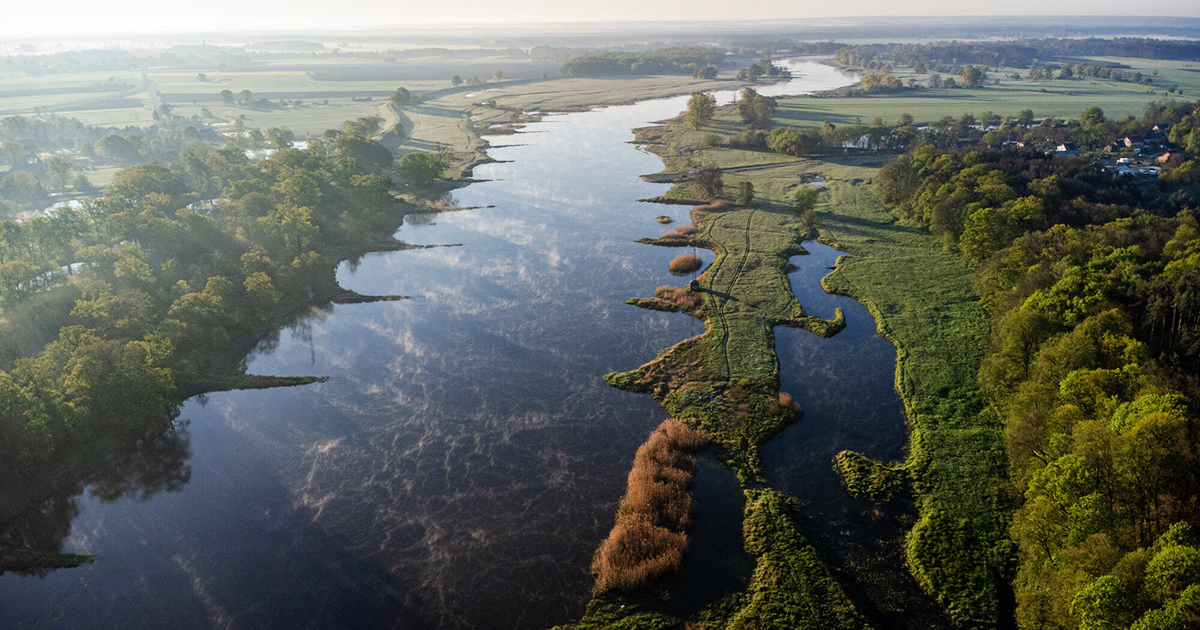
[6,0,1200,39]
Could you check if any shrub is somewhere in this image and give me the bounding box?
[668,254,703,275]
[674,224,698,235]
[656,215,673,224]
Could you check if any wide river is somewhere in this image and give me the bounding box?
[0,61,916,630]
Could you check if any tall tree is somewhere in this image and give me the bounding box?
[685,92,716,129]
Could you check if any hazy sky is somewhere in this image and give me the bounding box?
[7,0,1200,39]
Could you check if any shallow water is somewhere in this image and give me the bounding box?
[1,61,862,630]
[762,241,950,628]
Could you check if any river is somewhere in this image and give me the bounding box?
[0,60,872,630]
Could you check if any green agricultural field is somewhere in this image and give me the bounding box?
[785,59,1200,126]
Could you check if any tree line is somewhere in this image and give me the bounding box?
[560,47,727,77]
[0,123,450,573]
[872,103,1200,629]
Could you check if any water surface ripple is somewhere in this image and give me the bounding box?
[0,61,861,630]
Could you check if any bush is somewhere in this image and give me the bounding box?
[668,254,703,276]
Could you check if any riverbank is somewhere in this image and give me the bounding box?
[0,162,465,576]
[582,96,1010,627]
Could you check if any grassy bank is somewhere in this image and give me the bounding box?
[592,92,1011,627]
[816,175,1010,627]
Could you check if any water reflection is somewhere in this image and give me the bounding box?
[0,61,859,629]
[763,241,951,629]
[0,427,191,576]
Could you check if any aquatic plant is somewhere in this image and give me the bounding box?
[591,419,708,594]
[668,254,703,276]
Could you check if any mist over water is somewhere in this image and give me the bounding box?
[0,61,862,629]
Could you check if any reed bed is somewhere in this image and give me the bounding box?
[591,419,709,594]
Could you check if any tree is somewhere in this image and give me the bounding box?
[342,116,382,139]
[0,172,49,208]
[1018,109,1036,125]
[735,181,755,207]
[398,152,447,188]
[2,140,23,165]
[46,156,73,191]
[793,186,819,214]
[962,65,984,88]
[451,75,463,87]
[738,89,776,129]
[389,87,411,106]
[690,166,723,200]
[1080,106,1106,127]
[220,89,234,106]
[240,89,253,106]
[696,65,718,79]
[491,70,504,82]
[266,127,295,150]
[685,92,716,129]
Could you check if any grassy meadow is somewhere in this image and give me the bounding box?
[607,88,1012,625]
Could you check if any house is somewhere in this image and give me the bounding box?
[1054,142,1083,156]
[1124,136,1145,150]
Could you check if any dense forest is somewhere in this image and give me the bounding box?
[559,47,728,77]
[834,38,1200,74]
[0,122,414,573]
[874,101,1200,629]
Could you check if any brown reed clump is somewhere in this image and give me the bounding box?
[591,419,710,594]
[591,517,687,593]
[658,418,709,452]
[778,392,803,413]
[693,199,733,212]
[674,224,698,235]
[668,254,703,276]
[654,285,702,310]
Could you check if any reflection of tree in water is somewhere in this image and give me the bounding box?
[404,211,437,226]
[246,305,329,363]
[0,424,191,576]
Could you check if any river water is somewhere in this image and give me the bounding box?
[0,61,875,630]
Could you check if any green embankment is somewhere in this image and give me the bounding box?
[575,139,868,628]
[586,92,1011,627]
[816,177,1011,627]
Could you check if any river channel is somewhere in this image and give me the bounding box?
[0,61,875,629]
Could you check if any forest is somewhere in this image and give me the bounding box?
[873,100,1200,629]
[0,122,410,573]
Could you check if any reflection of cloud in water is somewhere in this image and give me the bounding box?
[3,62,863,630]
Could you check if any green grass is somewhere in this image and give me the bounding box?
[625,93,1013,626]
[774,72,1200,127]
[815,176,1010,628]
[730,489,872,630]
